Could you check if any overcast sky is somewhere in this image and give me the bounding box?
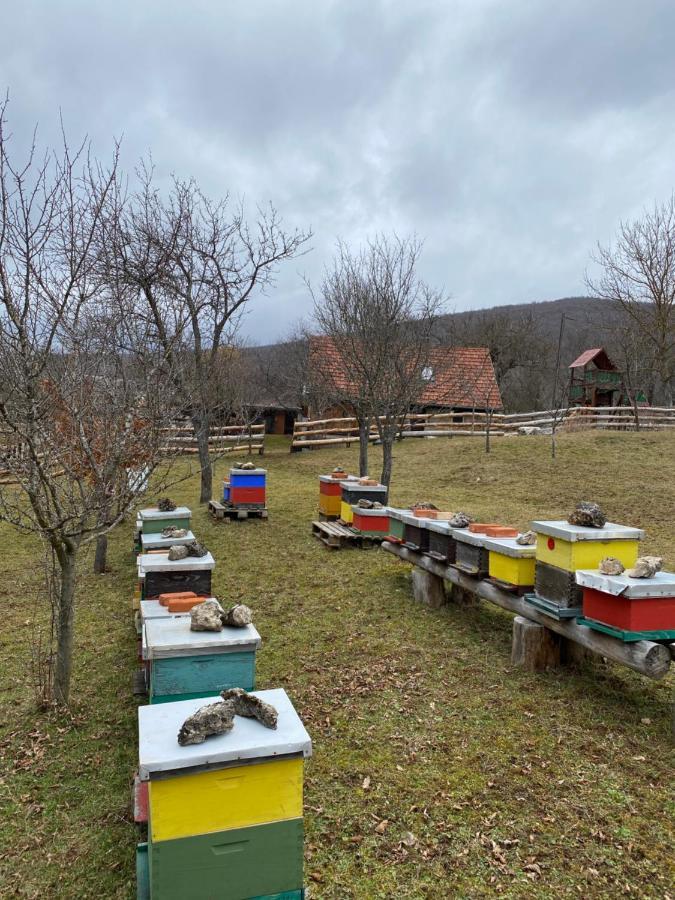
[2,1,674,343]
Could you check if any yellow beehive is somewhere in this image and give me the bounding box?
[149,757,304,842]
[532,520,643,573]
[318,475,343,517]
[490,553,535,586]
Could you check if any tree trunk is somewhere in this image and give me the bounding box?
[93,533,108,574]
[54,551,77,705]
[380,436,394,487]
[358,416,369,477]
[484,410,491,454]
[193,414,212,504]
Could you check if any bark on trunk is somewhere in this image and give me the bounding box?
[380,437,393,487]
[358,417,369,477]
[193,415,212,504]
[54,551,77,705]
[93,533,108,574]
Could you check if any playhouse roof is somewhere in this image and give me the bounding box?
[569,347,617,370]
[309,336,503,409]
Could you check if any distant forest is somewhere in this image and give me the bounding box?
[247,296,656,413]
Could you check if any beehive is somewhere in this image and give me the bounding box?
[399,511,431,552]
[453,529,490,577]
[229,467,267,507]
[137,689,311,900]
[138,506,192,536]
[340,481,388,524]
[351,506,390,536]
[528,520,644,617]
[142,617,261,703]
[140,530,196,553]
[575,569,675,636]
[386,508,407,540]
[483,536,536,588]
[426,520,457,563]
[138,552,215,600]
[318,474,345,518]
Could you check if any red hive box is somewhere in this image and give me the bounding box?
[230,486,266,505]
[352,508,390,535]
[576,570,675,632]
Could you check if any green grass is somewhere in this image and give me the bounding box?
[1,431,674,898]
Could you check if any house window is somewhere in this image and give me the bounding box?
[421,366,434,382]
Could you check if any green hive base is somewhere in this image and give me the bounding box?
[577,617,675,643]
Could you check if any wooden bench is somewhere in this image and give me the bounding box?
[381,542,672,681]
[208,499,226,519]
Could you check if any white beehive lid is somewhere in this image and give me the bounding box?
[141,530,196,551]
[575,569,675,598]
[142,617,261,660]
[138,551,215,574]
[229,468,267,476]
[138,688,312,781]
[453,529,489,547]
[531,520,644,542]
[139,506,192,521]
[140,598,218,623]
[482,536,536,558]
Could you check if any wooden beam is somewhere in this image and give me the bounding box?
[381,542,671,680]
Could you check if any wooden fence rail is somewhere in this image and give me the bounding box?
[160,423,266,456]
[291,406,675,449]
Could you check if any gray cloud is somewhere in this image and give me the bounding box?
[2,0,675,341]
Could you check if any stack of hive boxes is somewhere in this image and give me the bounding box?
[575,569,675,642]
[340,478,388,525]
[318,470,348,519]
[136,506,193,553]
[525,520,644,619]
[224,467,267,510]
[137,690,311,899]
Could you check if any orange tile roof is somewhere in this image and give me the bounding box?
[309,336,502,409]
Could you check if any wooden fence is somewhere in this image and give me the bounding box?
[291,406,675,449]
[160,422,266,456]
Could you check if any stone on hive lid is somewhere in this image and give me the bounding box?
[568,501,606,528]
[449,512,473,528]
[411,501,438,511]
[168,544,189,561]
[599,557,625,575]
[185,540,208,558]
[190,600,225,632]
[157,498,177,512]
[177,700,235,746]
[221,687,278,729]
[358,498,374,508]
[626,556,663,579]
[161,525,188,539]
[223,603,253,627]
[516,530,536,545]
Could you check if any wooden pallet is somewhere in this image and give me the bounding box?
[311,520,381,550]
[210,498,268,521]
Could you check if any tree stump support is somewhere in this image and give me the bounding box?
[411,568,446,609]
[511,615,561,671]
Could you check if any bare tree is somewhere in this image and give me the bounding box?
[0,104,176,704]
[311,236,444,486]
[117,167,311,502]
[587,197,675,405]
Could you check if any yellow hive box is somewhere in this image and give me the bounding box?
[340,499,354,524]
[319,475,343,517]
[532,520,643,574]
[132,594,140,611]
[489,553,535,586]
[149,757,304,842]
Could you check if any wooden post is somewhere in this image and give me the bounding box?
[511,616,561,672]
[448,583,479,606]
[411,568,446,609]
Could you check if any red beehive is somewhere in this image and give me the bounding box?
[576,570,675,632]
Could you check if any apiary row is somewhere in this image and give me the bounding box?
[316,474,675,644]
[132,502,311,899]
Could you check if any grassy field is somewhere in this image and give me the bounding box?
[0,431,674,899]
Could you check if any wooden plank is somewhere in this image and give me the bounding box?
[381,542,671,680]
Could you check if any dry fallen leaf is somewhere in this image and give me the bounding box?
[640,717,652,725]
[402,831,417,847]
[375,819,389,834]
[362,776,371,790]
